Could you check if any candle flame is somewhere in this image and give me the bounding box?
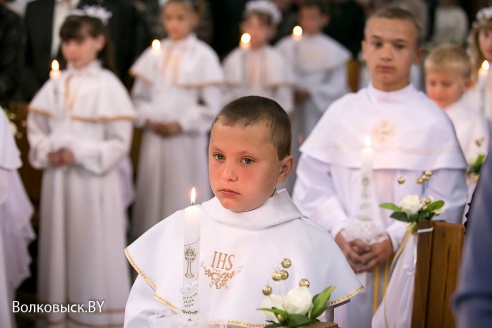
[152,39,161,50]
[190,187,196,205]
[240,33,251,45]
[292,26,303,38]
[364,135,372,148]
[482,60,490,71]
[51,60,59,71]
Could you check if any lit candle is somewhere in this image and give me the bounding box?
[184,187,201,286]
[240,33,251,87]
[151,39,161,55]
[292,26,302,73]
[50,60,60,80]
[359,136,373,220]
[480,60,489,114]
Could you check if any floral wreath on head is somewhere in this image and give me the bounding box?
[473,7,492,28]
[70,6,113,25]
[245,0,281,26]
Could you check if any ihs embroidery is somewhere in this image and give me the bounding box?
[201,251,244,289]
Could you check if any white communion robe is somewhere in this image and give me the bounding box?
[130,34,224,240]
[0,109,35,328]
[223,45,294,114]
[462,71,492,129]
[293,83,468,328]
[124,190,363,328]
[27,61,135,327]
[275,33,350,193]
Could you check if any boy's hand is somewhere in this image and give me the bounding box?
[48,151,64,167]
[147,120,182,137]
[335,232,369,273]
[357,237,393,272]
[60,148,75,165]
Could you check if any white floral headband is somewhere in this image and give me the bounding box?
[473,7,492,28]
[245,0,281,26]
[70,6,113,25]
[159,0,196,8]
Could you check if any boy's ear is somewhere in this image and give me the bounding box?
[321,14,330,28]
[413,46,424,65]
[464,76,472,90]
[268,26,276,40]
[277,155,295,184]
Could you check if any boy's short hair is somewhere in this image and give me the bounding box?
[300,0,328,16]
[213,96,292,160]
[424,44,471,78]
[367,7,423,45]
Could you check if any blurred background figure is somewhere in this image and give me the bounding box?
[271,0,298,44]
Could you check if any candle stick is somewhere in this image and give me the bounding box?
[50,60,61,80]
[292,26,302,74]
[479,60,489,114]
[184,187,201,284]
[151,39,161,55]
[240,33,251,87]
[359,135,373,220]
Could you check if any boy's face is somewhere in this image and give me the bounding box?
[425,69,469,109]
[241,15,274,49]
[208,122,293,213]
[162,2,198,41]
[362,18,421,91]
[299,7,327,35]
[479,28,492,62]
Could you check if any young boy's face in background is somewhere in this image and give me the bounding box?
[298,6,327,35]
[208,122,292,213]
[362,17,421,91]
[425,69,468,109]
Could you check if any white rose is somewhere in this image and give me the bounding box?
[400,195,422,215]
[284,286,313,315]
[260,294,285,323]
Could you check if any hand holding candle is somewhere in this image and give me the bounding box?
[480,60,489,114]
[50,60,60,80]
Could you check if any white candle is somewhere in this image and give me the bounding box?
[480,60,489,114]
[240,33,251,87]
[184,187,201,285]
[359,136,373,220]
[49,60,60,80]
[292,26,302,73]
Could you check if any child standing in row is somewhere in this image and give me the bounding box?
[124,96,363,327]
[27,8,134,327]
[293,8,467,328]
[463,7,492,126]
[223,0,294,114]
[275,0,350,192]
[130,0,224,239]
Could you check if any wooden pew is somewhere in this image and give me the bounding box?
[411,220,465,328]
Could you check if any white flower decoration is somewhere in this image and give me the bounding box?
[245,0,282,26]
[70,6,113,25]
[260,294,285,323]
[400,195,422,215]
[284,286,313,315]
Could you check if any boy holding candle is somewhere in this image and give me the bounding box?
[275,0,351,193]
[124,96,363,327]
[292,7,468,328]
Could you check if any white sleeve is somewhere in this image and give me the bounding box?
[124,275,163,328]
[292,154,349,237]
[27,112,52,169]
[304,66,348,114]
[273,85,294,114]
[177,85,223,134]
[131,78,154,128]
[69,120,133,175]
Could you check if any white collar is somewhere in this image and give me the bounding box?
[201,189,303,231]
[443,98,465,114]
[367,83,416,104]
[66,60,102,76]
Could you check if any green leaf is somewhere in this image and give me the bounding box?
[390,211,410,222]
[287,314,318,326]
[264,323,285,328]
[257,308,289,319]
[379,203,401,212]
[310,286,335,319]
[424,200,444,213]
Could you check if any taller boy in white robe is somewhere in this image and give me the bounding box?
[28,61,135,327]
[0,109,35,328]
[293,83,468,327]
[124,190,363,327]
[130,34,224,239]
